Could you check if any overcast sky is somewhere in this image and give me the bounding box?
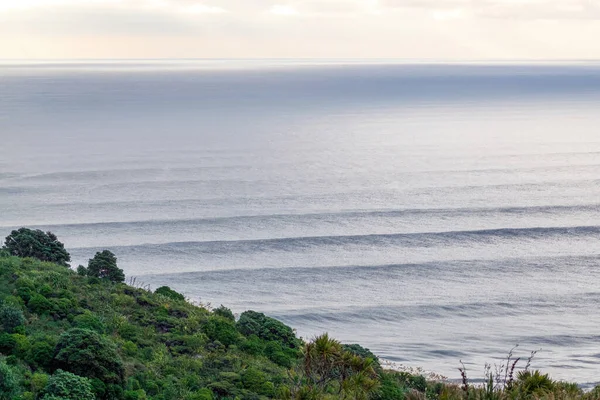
[1,0,599,59]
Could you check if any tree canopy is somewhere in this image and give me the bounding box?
[87,250,125,283]
[3,228,70,266]
[52,328,125,387]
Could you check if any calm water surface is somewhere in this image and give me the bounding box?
[2,61,600,384]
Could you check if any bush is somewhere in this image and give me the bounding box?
[237,310,301,349]
[0,304,25,333]
[242,368,273,396]
[27,294,53,315]
[76,265,88,276]
[185,388,213,400]
[26,336,56,368]
[73,311,106,333]
[0,333,17,354]
[0,360,18,400]
[155,286,185,302]
[343,343,380,369]
[124,389,148,400]
[203,317,239,347]
[52,328,124,386]
[30,372,49,395]
[42,370,95,400]
[516,370,555,396]
[213,305,235,322]
[3,228,71,266]
[239,335,264,356]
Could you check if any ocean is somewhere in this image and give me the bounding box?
[2,60,600,384]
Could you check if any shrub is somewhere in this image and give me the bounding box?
[343,343,381,369]
[264,341,294,368]
[516,370,555,396]
[185,388,213,400]
[154,286,185,302]
[0,304,25,333]
[0,360,18,400]
[26,336,56,368]
[3,228,71,266]
[239,335,264,356]
[76,265,88,276]
[73,311,106,333]
[213,305,235,322]
[203,317,239,347]
[52,328,124,386]
[237,310,301,349]
[30,372,50,395]
[27,294,53,315]
[124,389,148,400]
[242,368,273,396]
[42,370,95,400]
[0,333,17,354]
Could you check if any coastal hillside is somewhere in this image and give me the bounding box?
[0,232,599,399]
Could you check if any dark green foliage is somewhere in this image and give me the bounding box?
[242,368,274,396]
[213,305,235,322]
[0,359,18,400]
[26,336,56,368]
[73,310,106,333]
[342,343,380,369]
[0,333,17,354]
[52,328,124,385]
[154,286,185,301]
[77,265,88,276]
[185,388,213,400]
[42,369,95,400]
[87,250,125,283]
[237,310,301,349]
[373,371,407,400]
[239,335,264,356]
[27,294,53,315]
[0,303,25,333]
[203,317,240,347]
[264,341,295,367]
[3,228,71,266]
[124,389,148,400]
[515,370,555,396]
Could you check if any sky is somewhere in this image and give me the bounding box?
[0,0,599,60]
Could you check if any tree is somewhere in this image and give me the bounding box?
[42,370,95,400]
[291,334,379,399]
[0,360,18,400]
[52,328,124,386]
[0,304,25,333]
[3,228,70,266]
[87,250,125,283]
[237,310,301,349]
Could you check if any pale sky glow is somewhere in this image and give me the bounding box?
[1,0,599,59]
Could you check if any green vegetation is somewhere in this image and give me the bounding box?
[3,229,70,267]
[85,250,125,283]
[1,230,600,400]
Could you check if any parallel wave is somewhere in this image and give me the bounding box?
[69,225,600,254]
[268,300,575,324]
[133,255,600,281]
[5,204,600,231]
[4,161,600,184]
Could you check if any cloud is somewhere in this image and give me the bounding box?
[269,4,298,15]
[1,0,599,19]
[379,0,600,20]
[1,0,600,59]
